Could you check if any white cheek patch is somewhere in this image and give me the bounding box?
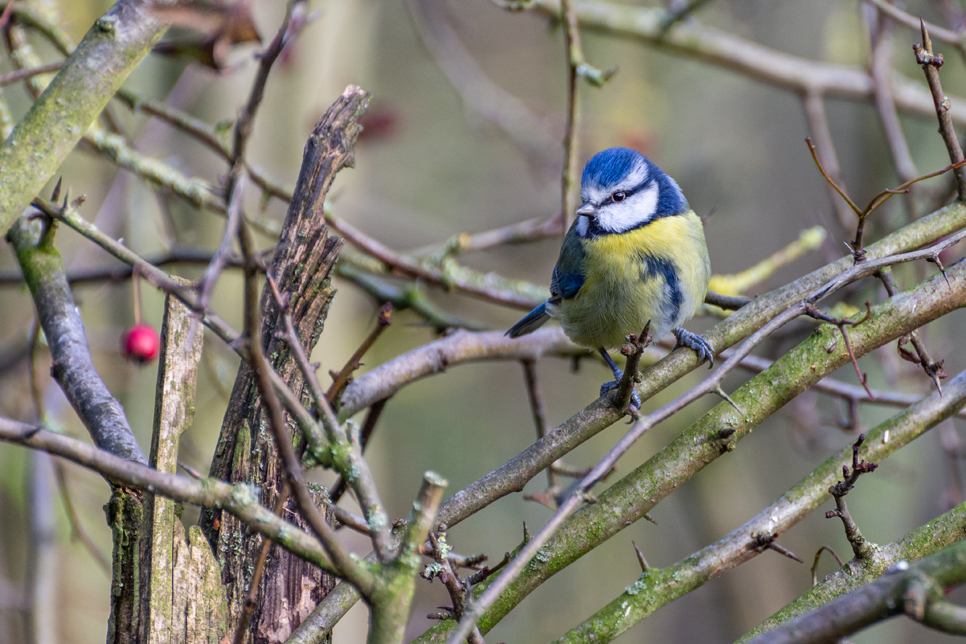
[576,215,589,237]
[596,184,659,233]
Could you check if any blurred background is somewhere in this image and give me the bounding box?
[1,0,966,642]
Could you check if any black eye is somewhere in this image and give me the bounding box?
[612,191,626,202]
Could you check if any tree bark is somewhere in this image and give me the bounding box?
[201,86,369,644]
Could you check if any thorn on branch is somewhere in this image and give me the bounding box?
[711,385,742,412]
[927,254,951,288]
[752,532,803,564]
[632,541,649,572]
[51,177,63,202]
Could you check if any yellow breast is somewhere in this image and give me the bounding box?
[554,212,710,348]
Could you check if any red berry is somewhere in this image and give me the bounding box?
[122,324,160,364]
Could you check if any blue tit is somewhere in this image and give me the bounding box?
[507,147,713,407]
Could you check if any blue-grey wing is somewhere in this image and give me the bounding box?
[550,224,585,302]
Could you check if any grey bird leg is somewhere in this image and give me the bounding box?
[673,327,715,368]
[598,348,641,409]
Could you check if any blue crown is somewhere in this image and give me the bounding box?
[581,147,645,190]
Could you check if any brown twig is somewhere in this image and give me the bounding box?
[865,0,962,49]
[825,434,879,560]
[0,0,14,28]
[265,273,328,422]
[559,0,614,232]
[615,323,650,410]
[877,269,947,393]
[521,359,559,493]
[421,527,485,642]
[327,215,543,310]
[233,485,292,644]
[466,552,512,586]
[811,545,845,585]
[806,137,966,260]
[411,214,564,257]
[803,92,856,231]
[197,172,246,313]
[914,19,966,201]
[560,0,582,234]
[0,61,61,87]
[805,302,874,399]
[326,302,393,404]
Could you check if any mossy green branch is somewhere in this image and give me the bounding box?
[557,368,966,644]
[742,506,966,643]
[0,0,170,236]
[9,215,147,464]
[413,257,966,643]
[0,417,338,575]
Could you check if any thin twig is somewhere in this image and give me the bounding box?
[559,0,614,231]
[915,20,966,200]
[811,546,845,585]
[614,323,650,410]
[659,0,714,34]
[326,302,393,403]
[233,486,292,644]
[805,302,874,399]
[0,61,61,87]
[867,6,918,220]
[806,138,966,259]
[266,273,328,420]
[521,359,559,492]
[865,0,962,51]
[560,0,582,234]
[877,269,946,394]
[825,434,879,560]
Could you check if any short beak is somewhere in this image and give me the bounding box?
[576,201,596,217]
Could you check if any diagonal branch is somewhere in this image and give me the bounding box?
[8,213,146,465]
[0,0,171,235]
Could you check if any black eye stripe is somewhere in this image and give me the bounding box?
[606,177,651,204]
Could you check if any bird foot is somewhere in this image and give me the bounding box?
[673,328,715,368]
[600,378,642,411]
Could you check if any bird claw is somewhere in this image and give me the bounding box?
[600,379,642,410]
[673,328,715,368]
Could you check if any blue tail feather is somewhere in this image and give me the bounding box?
[506,302,550,338]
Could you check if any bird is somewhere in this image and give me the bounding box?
[506,147,713,408]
